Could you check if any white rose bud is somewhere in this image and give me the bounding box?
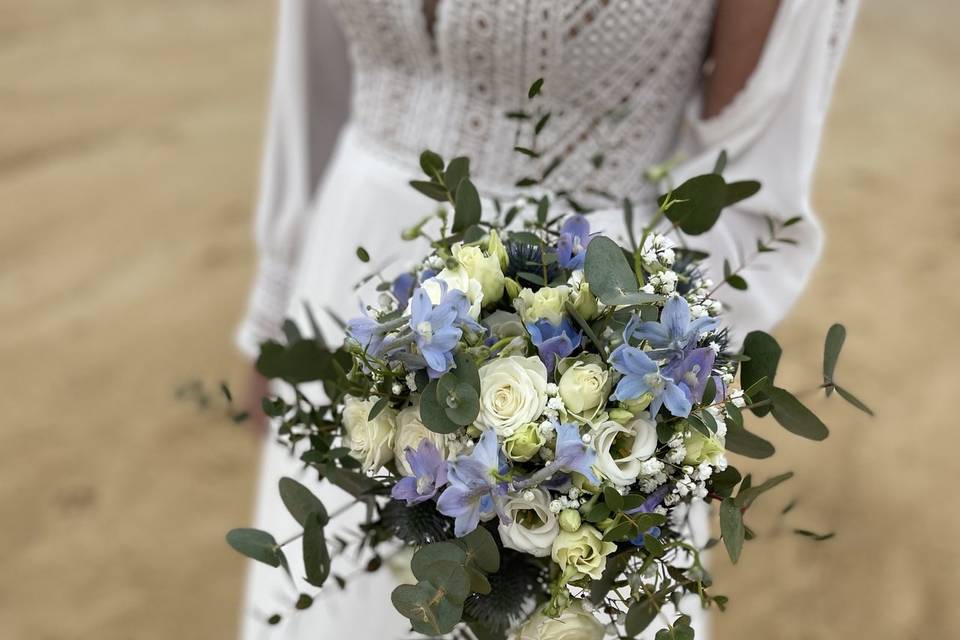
[477,356,548,436]
[341,396,396,472]
[515,600,605,640]
[591,416,658,486]
[558,509,582,533]
[498,488,559,557]
[392,405,448,476]
[558,361,609,416]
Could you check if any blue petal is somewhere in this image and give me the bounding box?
[561,215,590,241]
[661,380,692,417]
[409,288,432,327]
[633,321,672,348]
[661,295,690,341]
[611,345,658,376]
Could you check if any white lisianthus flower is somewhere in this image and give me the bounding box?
[341,396,397,472]
[421,266,484,319]
[515,285,571,326]
[477,356,548,436]
[557,361,609,417]
[452,242,505,306]
[551,524,616,581]
[591,415,658,486]
[515,600,605,640]
[392,405,448,476]
[498,488,559,557]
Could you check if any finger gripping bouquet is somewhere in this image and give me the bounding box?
[228,83,870,639]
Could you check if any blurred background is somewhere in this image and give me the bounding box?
[1,1,957,638]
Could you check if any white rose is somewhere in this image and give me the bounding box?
[515,286,571,325]
[498,489,559,557]
[591,415,658,486]
[558,361,609,417]
[393,405,448,476]
[477,356,548,436]
[515,601,605,640]
[421,266,484,319]
[341,396,397,472]
[453,243,504,306]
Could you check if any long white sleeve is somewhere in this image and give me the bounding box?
[672,0,859,339]
[236,0,350,357]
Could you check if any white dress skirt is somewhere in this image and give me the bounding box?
[236,1,860,638]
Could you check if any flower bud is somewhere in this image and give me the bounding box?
[558,509,582,533]
[504,422,546,461]
[504,277,522,300]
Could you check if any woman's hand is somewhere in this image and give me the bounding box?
[244,369,271,438]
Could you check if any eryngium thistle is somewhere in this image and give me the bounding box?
[378,499,453,546]
[463,549,549,633]
[505,241,557,287]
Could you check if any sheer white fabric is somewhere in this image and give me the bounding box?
[237,1,859,638]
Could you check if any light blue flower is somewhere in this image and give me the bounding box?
[630,295,718,357]
[553,422,600,485]
[391,440,448,505]
[609,344,692,418]
[409,287,462,377]
[436,429,506,537]
[392,272,417,311]
[556,215,592,270]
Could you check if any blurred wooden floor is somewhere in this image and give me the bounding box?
[1,1,958,638]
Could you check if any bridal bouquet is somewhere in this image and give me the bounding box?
[228,81,869,639]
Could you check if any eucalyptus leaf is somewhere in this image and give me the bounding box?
[659,174,726,235]
[585,236,660,305]
[740,331,782,417]
[823,323,846,387]
[303,512,331,587]
[453,179,482,233]
[768,387,830,441]
[226,528,283,568]
[723,180,762,206]
[625,599,658,636]
[834,384,875,416]
[461,526,500,573]
[719,498,744,564]
[722,418,775,459]
[445,157,470,193]
[420,379,463,434]
[278,477,328,527]
[410,179,450,202]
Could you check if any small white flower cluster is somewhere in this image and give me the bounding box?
[640,233,676,270]
[642,269,679,295]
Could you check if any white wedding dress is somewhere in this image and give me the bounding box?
[235,1,858,638]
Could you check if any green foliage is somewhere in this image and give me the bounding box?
[453,178,482,233]
[660,174,727,235]
[768,387,830,441]
[278,477,328,527]
[740,331,782,417]
[723,415,775,459]
[226,528,286,569]
[584,235,661,305]
[421,353,482,433]
[303,512,331,587]
[626,598,658,636]
[719,498,744,564]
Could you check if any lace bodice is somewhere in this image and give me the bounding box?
[327,0,716,203]
[237,0,860,359]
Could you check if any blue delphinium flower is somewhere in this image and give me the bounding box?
[392,272,417,311]
[556,215,592,270]
[346,309,387,354]
[609,344,692,418]
[630,294,718,357]
[436,429,506,537]
[409,287,462,378]
[664,347,717,405]
[527,317,582,373]
[553,422,600,485]
[391,441,448,506]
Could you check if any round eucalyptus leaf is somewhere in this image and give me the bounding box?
[226,528,282,567]
[419,379,462,434]
[391,582,463,636]
[411,541,468,581]
[460,526,500,573]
